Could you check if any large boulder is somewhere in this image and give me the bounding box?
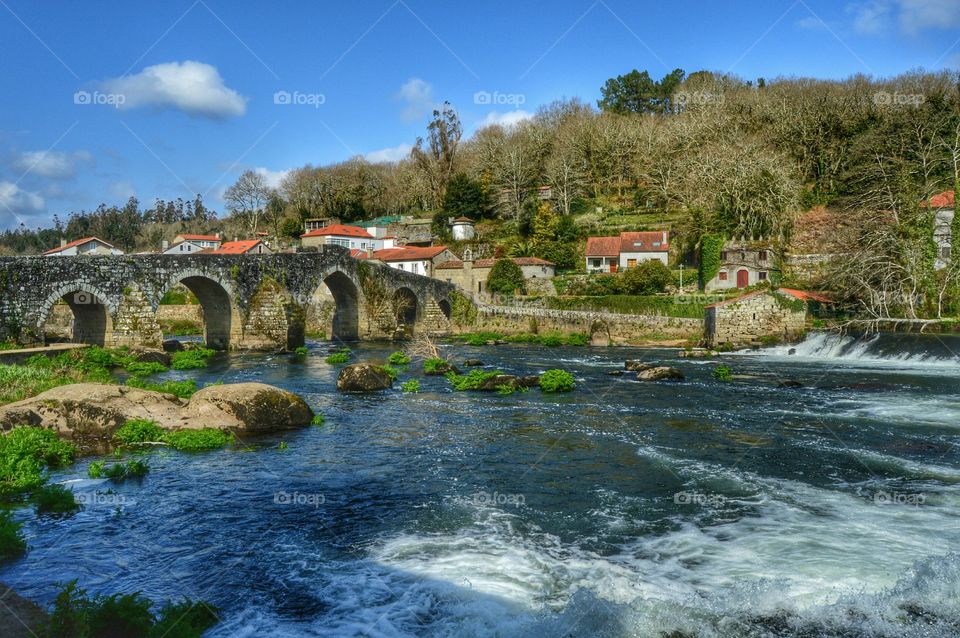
[134,349,172,366]
[179,383,313,433]
[637,366,685,382]
[337,363,393,392]
[625,360,654,372]
[0,584,48,638]
[476,374,521,391]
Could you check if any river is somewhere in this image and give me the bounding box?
[3,333,960,637]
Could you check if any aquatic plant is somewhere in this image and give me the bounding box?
[115,419,164,445]
[311,414,325,426]
[540,370,575,393]
[382,365,400,381]
[712,365,733,382]
[0,510,26,561]
[101,459,150,481]
[170,348,215,370]
[87,461,105,479]
[388,351,411,365]
[0,426,77,498]
[401,379,420,393]
[325,348,352,365]
[294,346,309,356]
[446,369,504,391]
[32,483,80,515]
[162,429,233,452]
[125,361,168,377]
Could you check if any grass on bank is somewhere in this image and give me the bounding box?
[454,332,589,347]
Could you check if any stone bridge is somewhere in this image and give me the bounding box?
[0,247,466,350]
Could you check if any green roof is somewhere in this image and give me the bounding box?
[356,216,401,228]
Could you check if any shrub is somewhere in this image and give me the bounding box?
[126,377,198,399]
[621,260,672,295]
[162,429,232,452]
[540,369,575,393]
[125,361,168,377]
[0,426,77,498]
[170,348,215,370]
[0,510,26,561]
[388,351,411,365]
[712,365,733,382]
[115,420,164,446]
[540,334,563,347]
[33,483,80,515]
[486,259,526,295]
[401,380,420,393]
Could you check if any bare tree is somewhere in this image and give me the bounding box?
[224,170,271,234]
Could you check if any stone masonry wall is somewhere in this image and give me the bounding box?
[704,291,806,348]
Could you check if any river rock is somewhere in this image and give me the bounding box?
[777,379,804,388]
[134,349,172,367]
[180,383,313,433]
[424,361,460,376]
[463,359,484,367]
[0,584,49,638]
[679,349,718,359]
[625,360,654,372]
[476,374,520,391]
[518,375,541,388]
[637,366,685,381]
[608,370,624,376]
[337,363,393,392]
[162,339,183,352]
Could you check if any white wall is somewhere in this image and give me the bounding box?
[618,251,668,268]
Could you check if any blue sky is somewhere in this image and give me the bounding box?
[1,0,959,229]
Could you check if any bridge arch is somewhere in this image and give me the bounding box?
[437,298,452,320]
[37,284,115,346]
[313,268,362,343]
[392,286,419,336]
[157,270,240,350]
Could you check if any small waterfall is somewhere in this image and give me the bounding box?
[759,331,960,365]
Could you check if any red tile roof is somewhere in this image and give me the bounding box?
[349,248,370,259]
[779,288,833,303]
[921,190,956,209]
[206,240,263,254]
[619,231,669,253]
[452,216,474,223]
[585,236,620,257]
[301,224,373,239]
[373,246,449,261]
[436,257,556,269]
[176,234,220,242]
[44,236,115,255]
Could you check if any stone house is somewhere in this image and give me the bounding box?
[923,190,955,270]
[205,239,272,255]
[435,254,556,297]
[704,239,779,291]
[704,289,812,348]
[303,217,340,233]
[585,231,670,273]
[368,245,455,277]
[43,236,124,257]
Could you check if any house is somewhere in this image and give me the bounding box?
[205,239,272,255]
[369,246,455,277]
[356,216,402,240]
[922,190,955,269]
[435,254,556,297]
[704,238,779,292]
[162,234,221,255]
[173,233,220,249]
[704,289,810,348]
[450,216,475,240]
[44,237,124,257]
[304,217,340,233]
[300,224,384,251]
[585,231,670,273]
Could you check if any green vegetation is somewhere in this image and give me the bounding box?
[401,379,420,393]
[455,331,591,346]
[699,234,724,287]
[388,351,411,365]
[32,483,80,515]
[620,260,673,295]
[311,414,325,426]
[45,580,219,638]
[115,419,165,446]
[159,319,203,336]
[446,369,504,391]
[423,357,448,374]
[159,287,199,305]
[170,348,215,370]
[0,426,77,498]
[278,441,288,451]
[546,295,710,318]
[162,429,233,452]
[539,369,576,393]
[0,510,26,560]
[125,361,168,377]
[125,377,198,399]
[325,348,352,365]
[87,461,105,479]
[294,346,309,356]
[101,459,150,481]
[381,365,400,381]
[486,259,526,295]
[712,365,733,382]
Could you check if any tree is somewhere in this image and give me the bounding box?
[621,260,672,294]
[486,259,525,295]
[598,68,686,114]
[224,170,271,234]
[412,102,462,209]
[442,173,488,219]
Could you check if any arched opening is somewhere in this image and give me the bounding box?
[438,299,452,320]
[393,287,419,330]
[41,289,112,346]
[321,271,360,342]
[174,276,236,350]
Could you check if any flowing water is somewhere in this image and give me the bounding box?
[3,333,960,637]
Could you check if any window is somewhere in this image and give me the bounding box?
[592,259,601,268]
[627,259,637,269]
[942,246,952,259]
[719,271,728,281]
[478,282,483,292]
[721,251,728,260]
[759,271,768,281]
[759,250,768,262]
[652,242,661,247]
[633,242,644,248]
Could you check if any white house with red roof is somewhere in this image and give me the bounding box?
[300,224,393,252]
[923,190,955,269]
[585,231,669,273]
[163,233,222,255]
[44,236,124,257]
[204,239,272,255]
[369,246,455,277]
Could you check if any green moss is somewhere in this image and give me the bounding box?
[540,369,575,393]
[162,429,233,452]
[446,369,504,391]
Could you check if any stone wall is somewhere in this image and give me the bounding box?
[704,290,806,348]
[470,303,702,344]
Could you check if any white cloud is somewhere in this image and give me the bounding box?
[100,61,247,119]
[364,143,412,164]
[848,1,893,34]
[899,0,960,33]
[477,110,534,129]
[12,150,93,179]
[0,181,45,223]
[108,180,136,200]
[253,167,290,190]
[396,78,436,122]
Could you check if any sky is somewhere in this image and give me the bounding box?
[1,0,959,230]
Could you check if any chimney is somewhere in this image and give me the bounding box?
[662,230,667,244]
[60,238,67,248]
[161,240,169,250]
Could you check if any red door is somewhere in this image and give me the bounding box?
[736,269,749,288]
